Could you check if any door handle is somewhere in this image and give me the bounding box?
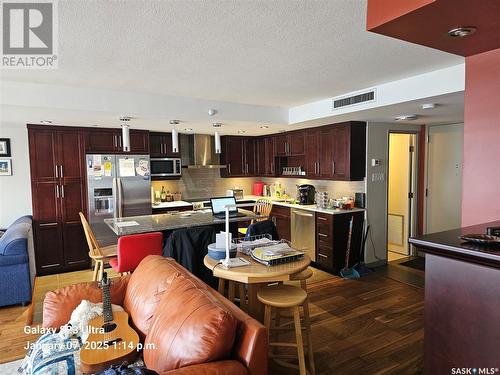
[56,185,59,198]
[55,165,59,178]
[318,233,328,237]
[318,253,328,259]
[60,165,63,178]
[61,185,65,198]
[228,164,231,175]
[318,216,328,221]
[332,161,335,175]
[293,211,314,218]
[246,163,249,174]
[113,135,116,148]
[118,135,122,148]
[117,178,123,218]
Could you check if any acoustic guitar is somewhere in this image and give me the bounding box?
[80,272,139,374]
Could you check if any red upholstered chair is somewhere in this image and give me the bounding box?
[109,232,163,275]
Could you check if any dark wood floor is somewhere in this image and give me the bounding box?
[1,268,424,374]
[271,271,424,374]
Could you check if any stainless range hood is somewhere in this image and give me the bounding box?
[180,134,226,169]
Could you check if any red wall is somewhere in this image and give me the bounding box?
[462,48,500,226]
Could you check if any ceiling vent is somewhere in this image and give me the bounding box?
[332,89,376,111]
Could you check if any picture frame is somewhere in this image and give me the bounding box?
[0,159,12,176]
[0,138,11,157]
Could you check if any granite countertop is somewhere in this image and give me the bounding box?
[152,201,192,209]
[409,220,500,267]
[104,209,262,236]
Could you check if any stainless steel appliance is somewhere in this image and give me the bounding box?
[297,184,316,205]
[86,154,152,226]
[180,134,226,168]
[150,157,181,177]
[291,208,316,261]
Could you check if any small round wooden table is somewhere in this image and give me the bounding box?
[204,253,311,321]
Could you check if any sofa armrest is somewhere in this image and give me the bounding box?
[43,275,130,329]
[160,360,248,375]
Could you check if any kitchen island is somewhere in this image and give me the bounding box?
[409,221,500,374]
[104,208,264,236]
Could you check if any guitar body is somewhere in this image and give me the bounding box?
[80,273,140,374]
[80,310,139,374]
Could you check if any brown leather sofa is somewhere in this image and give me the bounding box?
[43,255,267,375]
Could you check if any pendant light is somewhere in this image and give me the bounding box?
[213,123,222,154]
[120,116,131,152]
[170,120,179,153]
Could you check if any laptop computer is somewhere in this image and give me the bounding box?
[210,197,246,219]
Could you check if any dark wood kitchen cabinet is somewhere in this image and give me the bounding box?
[275,131,305,156]
[315,211,364,273]
[305,122,366,181]
[270,205,291,241]
[256,136,276,176]
[28,125,89,275]
[85,128,149,154]
[149,132,180,157]
[220,136,256,177]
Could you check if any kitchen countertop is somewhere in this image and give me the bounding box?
[104,209,264,236]
[152,201,192,209]
[409,220,500,268]
[242,195,365,216]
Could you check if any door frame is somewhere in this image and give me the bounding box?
[386,130,420,259]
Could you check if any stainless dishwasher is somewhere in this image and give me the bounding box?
[291,208,316,262]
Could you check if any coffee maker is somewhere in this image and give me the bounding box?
[297,184,316,205]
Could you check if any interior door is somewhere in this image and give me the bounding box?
[426,123,464,233]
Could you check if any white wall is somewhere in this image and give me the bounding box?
[365,122,422,264]
[0,121,32,228]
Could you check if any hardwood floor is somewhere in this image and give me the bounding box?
[0,268,424,374]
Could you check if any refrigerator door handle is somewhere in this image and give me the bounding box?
[117,177,123,218]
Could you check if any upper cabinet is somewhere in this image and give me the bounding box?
[85,128,149,154]
[220,136,256,177]
[149,132,180,158]
[220,121,366,181]
[305,122,366,181]
[275,131,304,156]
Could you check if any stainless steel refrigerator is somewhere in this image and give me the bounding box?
[86,154,151,244]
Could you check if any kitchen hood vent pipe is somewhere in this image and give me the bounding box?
[172,128,179,153]
[215,131,221,154]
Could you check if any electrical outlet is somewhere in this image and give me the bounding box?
[371,172,385,182]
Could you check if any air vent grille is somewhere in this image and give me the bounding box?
[332,90,376,110]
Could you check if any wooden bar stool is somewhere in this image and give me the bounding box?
[258,284,315,375]
[217,279,247,312]
[290,267,314,291]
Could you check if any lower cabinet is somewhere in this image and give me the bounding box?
[270,205,291,241]
[315,211,364,274]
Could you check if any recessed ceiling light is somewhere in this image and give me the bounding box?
[395,114,419,121]
[421,103,437,110]
[448,26,477,38]
[119,116,132,122]
[40,120,52,124]
[184,128,193,132]
[170,120,180,125]
[260,125,269,129]
[212,123,222,128]
[237,130,246,134]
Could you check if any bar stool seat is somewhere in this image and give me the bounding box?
[290,268,313,283]
[257,284,307,308]
[257,284,315,375]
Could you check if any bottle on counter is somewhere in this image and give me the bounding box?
[160,186,167,202]
[166,190,173,202]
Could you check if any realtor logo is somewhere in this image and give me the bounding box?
[1,0,58,68]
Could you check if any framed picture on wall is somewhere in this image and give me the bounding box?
[0,159,12,176]
[0,139,11,157]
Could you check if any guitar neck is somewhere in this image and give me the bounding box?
[102,284,113,322]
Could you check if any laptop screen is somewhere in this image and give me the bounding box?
[211,197,237,215]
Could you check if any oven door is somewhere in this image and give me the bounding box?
[150,158,182,177]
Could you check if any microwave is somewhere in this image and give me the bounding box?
[150,158,182,177]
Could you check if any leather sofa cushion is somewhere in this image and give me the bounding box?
[123,255,182,338]
[144,275,238,373]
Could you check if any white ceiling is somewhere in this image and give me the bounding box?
[0,0,463,107]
